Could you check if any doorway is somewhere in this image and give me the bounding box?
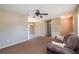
[47,20,51,36]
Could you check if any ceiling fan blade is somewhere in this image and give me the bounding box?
[40,16,43,18]
[33,15,36,18]
[37,9,40,13]
[40,13,48,15]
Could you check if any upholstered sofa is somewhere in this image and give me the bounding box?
[47,34,79,54]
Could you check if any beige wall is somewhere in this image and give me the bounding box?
[60,16,73,36]
[77,6,79,36]
[71,6,79,36]
[73,12,78,35]
[51,18,61,38]
[51,16,74,37]
[0,10,28,48]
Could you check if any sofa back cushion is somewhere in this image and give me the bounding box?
[64,33,73,43]
[65,35,79,50]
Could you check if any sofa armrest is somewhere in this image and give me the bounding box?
[47,43,75,54]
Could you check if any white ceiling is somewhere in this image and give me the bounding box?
[0,4,78,19]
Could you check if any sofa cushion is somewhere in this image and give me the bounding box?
[52,41,65,48]
[53,35,64,43]
[65,35,79,50]
[64,33,73,43]
[76,49,79,54]
[56,35,64,41]
[47,43,75,54]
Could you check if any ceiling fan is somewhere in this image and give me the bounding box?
[33,9,48,18]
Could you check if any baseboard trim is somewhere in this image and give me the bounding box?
[0,39,28,49]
